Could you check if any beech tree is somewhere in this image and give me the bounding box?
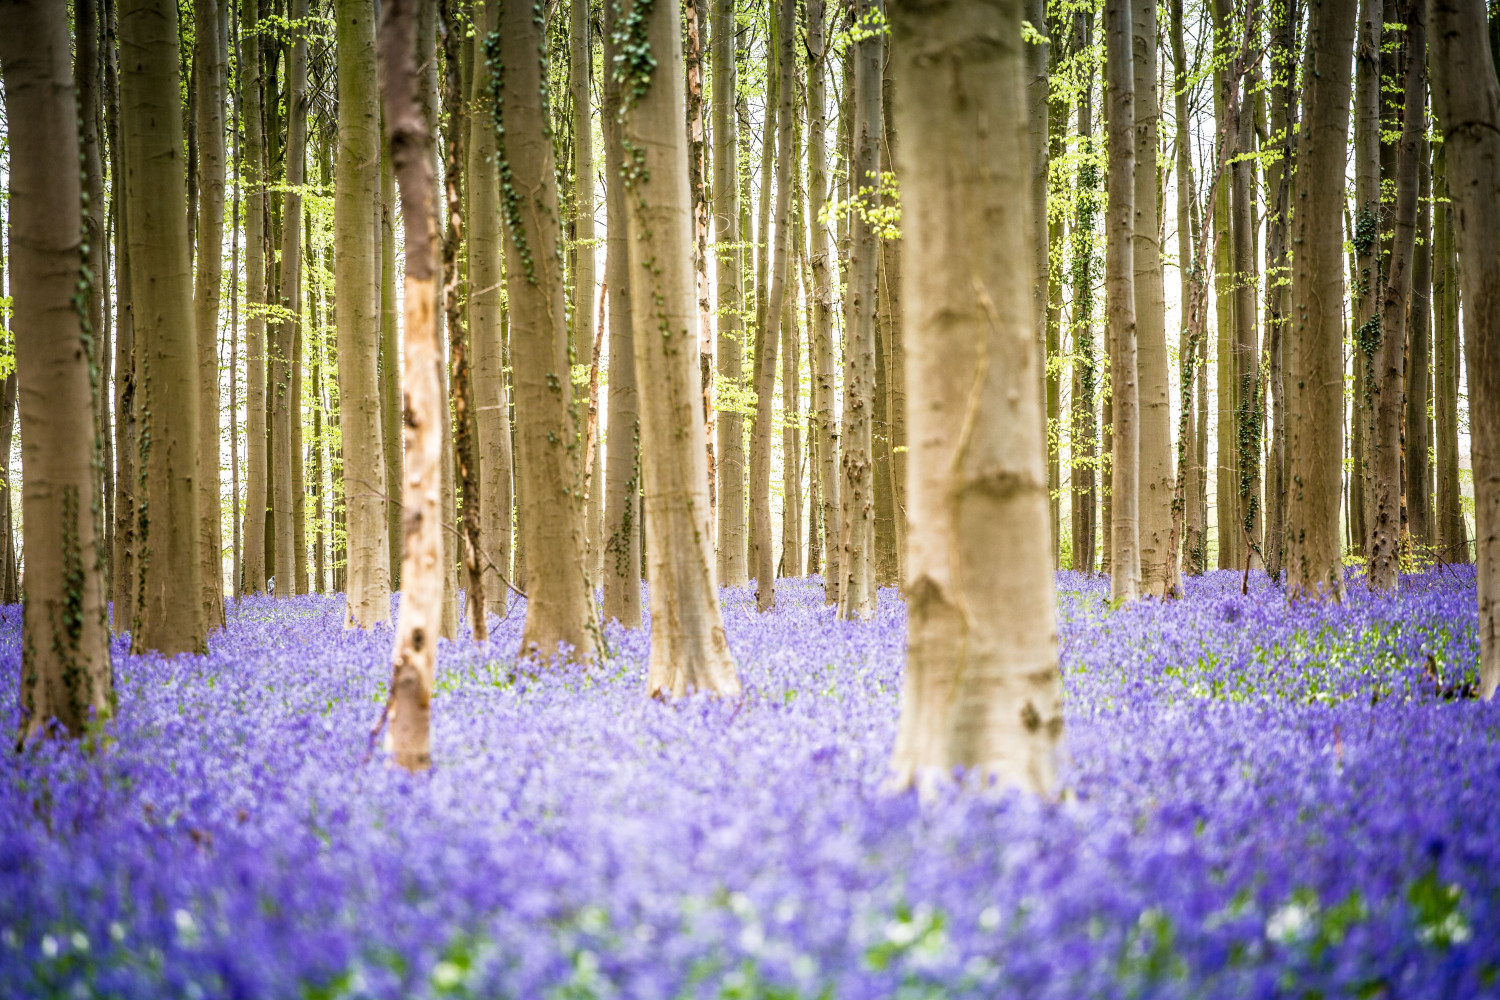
[240,0,268,597]
[713,0,748,589]
[889,0,1063,793]
[1,0,114,740]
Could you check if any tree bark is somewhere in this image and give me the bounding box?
[1407,136,1433,549]
[1427,0,1500,697]
[1106,0,1140,602]
[335,0,393,625]
[1369,0,1426,591]
[1,0,114,741]
[1265,0,1299,582]
[1432,142,1467,562]
[1169,0,1203,578]
[1211,0,1238,570]
[380,143,403,587]
[1070,11,1098,575]
[378,0,440,771]
[807,0,840,604]
[1286,0,1357,599]
[712,0,747,588]
[120,0,206,654]
[571,0,603,587]
[618,0,741,697]
[888,0,1063,795]
[880,63,907,587]
[1350,0,1383,561]
[837,0,882,620]
[497,0,599,660]
[686,0,716,545]
[240,0,267,595]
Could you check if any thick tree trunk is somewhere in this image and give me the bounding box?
[712,0,747,588]
[599,0,641,627]
[888,0,1063,795]
[120,0,205,655]
[1106,0,1140,602]
[807,0,840,604]
[1286,0,1357,600]
[336,0,393,626]
[838,0,883,620]
[497,0,598,660]
[240,0,267,595]
[1427,0,1500,697]
[1,0,114,740]
[193,0,227,627]
[619,0,741,697]
[1132,0,1171,596]
[1369,0,1426,591]
[378,0,440,771]
[469,0,512,620]
[751,0,797,612]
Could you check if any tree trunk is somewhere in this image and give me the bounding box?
[807,0,840,604]
[1,0,114,740]
[193,0,227,625]
[1350,0,1382,561]
[1427,0,1500,697]
[240,0,267,595]
[336,0,393,626]
[751,0,797,612]
[686,0,716,545]
[1169,0,1203,578]
[229,6,242,596]
[1070,11,1097,575]
[1432,142,1467,562]
[837,0,882,620]
[1286,0,1357,599]
[77,0,111,603]
[880,64,908,587]
[120,0,205,655]
[1407,136,1433,549]
[1212,0,1237,570]
[618,0,741,697]
[380,143,403,588]
[711,0,747,588]
[571,0,603,587]
[1106,0,1140,602]
[106,0,136,622]
[1369,0,1426,591]
[888,0,1063,795]
[1265,0,1299,582]
[378,0,440,771]
[1132,0,1171,596]
[497,0,599,660]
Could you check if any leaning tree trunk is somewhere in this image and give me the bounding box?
[336,0,393,626]
[1105,0,1140,603]
[194,0,227,628]
[1286,0,1357,600]
[619,0,741,697]
[600,0,642,628]
[497,0,598,661]
[1132,0,1171,596]
[888,0,1063,795]
[750,0,797,613]
[1427,0,1500,697]
[838,0,883,621]
[1,0,114,741]
[1369,0,1426,592]
[378,0,441,771]
[470,0,512,620]
[807,0,840,604]
[240,0,267,595]
[712,0,747,588]
[120,0,205,656]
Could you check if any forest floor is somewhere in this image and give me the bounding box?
[0,568,1494,998]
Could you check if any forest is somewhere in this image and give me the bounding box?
[0,0,1497,994]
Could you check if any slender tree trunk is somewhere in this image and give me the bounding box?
[600,0,642,628]
[1369,0,1426,590]
[1407,135,1434,549]
[121,0,205,654]
[1071,12,1098,575]
[712,0,747,588]
[685,0,716,544]
[1265,0,1299,582]
[751,0,797,612]
[888,0,1063,795]
[193,0,227,626]
[570,0,603,587]
[1,0,114,740]
[1106,0,1140,602]
[380,144,403,587]
[837,0,883,620]
[336,0,393,625]
[1131,0,1171,595]
[229,6,242,596]
[784,153,805,581]
[1432,142,1467,561]
[807,0,840,604]
[1169,0,1202,578]
[1428,0,1500,697]
[469,0,512,619]
[1027,0,1052,563]
[618,0,741,696]
[1211,0,1237,569]
[497,0,598,660]
[1287,0,1356,599]
[240,0,267,595]
[1350,0,1383,561]
[1231,91,1261,573]
[378,0,439,771]
[880,64,907,586]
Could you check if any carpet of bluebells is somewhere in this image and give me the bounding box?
[1,567,1495,999]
